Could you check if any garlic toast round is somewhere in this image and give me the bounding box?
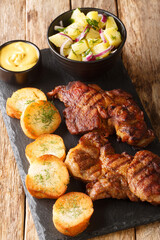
[20,100,61,139]
[25,155,69,199]
[6,88,47,119]
[53,192,94,236]
[25,134,66,163]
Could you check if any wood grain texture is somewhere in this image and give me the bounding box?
[72,0,117,14]
[90,229,135,240]
[118,0,160,239]
[0,0,26,42]
[26,0,70,48]
[0,1,26,240]
[24,201,39,240]
[0,111,25,240]
[136,222,160,240]
[118,0,160,139]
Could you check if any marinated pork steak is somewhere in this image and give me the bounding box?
[87,150,160,205]
[65,131,114,182]
[47,81,155,147]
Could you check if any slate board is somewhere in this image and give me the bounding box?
[0,49,160,240]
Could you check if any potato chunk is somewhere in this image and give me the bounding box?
[71,8,87,26]
[64,23,85,40]
[86,28,100,39]
[86,11,99,22]
[49,33,72,47]
[71,39,88,55]
[104,28,122,47]
[92,42,111,59]
[106,16,118,30]
[67,50,82,61]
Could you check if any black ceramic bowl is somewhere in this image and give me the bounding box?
[0,40,41,85]
[47,7,127,80]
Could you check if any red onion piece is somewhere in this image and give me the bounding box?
[75,25,90,42]
[60,39,72,56]
[85,53,93,61]
[99,29,107,43]
[98,14,107,23]
[93,45,114,58]
[59,32,73,42]
[101,15,107,23]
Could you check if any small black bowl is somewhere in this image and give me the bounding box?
[47,7,127,80]
[0,40,41,85]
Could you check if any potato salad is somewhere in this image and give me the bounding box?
[49,8,122,61]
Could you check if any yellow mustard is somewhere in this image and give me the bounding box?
[0,41,39,71]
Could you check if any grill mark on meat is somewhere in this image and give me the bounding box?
[136,168,157,186]
[128,152,149,170]
[79,91,98,106]
[142,182,160,196]
[105,155,122,165]
[48,81,155,147]
[113,158,132,171]
[129,154,157,180]
[77,89,94,107]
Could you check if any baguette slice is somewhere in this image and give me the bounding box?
[6,88,47,119]
[25,155,69,199]
[53,192,94,236]
[25,134,66,163]
[20,100,61,139]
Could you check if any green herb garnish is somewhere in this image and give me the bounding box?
[86,19,99,30]
[84,48,91,57]
[34,174,44,184]
[56,27,66,32]
[40,143,49,153]
[33,102,57,128]
[111,35,117,40]
[25,100,35,105]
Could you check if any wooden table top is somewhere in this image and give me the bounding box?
[0,0,160,239]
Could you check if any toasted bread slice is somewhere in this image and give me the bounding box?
[25,134,66,163]
[53,192,94,236]
[25,155,69,199]
[6,88,47,119]
[20,100,61,139]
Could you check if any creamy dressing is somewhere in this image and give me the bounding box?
[0,41,39,71]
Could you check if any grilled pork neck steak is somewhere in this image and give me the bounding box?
[65,131,114,182]
[66,132,160,205]
[47,81,155,147]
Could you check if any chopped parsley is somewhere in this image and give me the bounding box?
[68,18,74,24]
[25,100,35,105]
[44,169,50,180]
[56,27,66,32]
[33,102,57,128]
[34,174,44,184]
[86,19,99,30]
[84,48,91,57]
[111,35,117,40]
[40,143,49,153]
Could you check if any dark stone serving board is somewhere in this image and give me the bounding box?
[0,49,160,240]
